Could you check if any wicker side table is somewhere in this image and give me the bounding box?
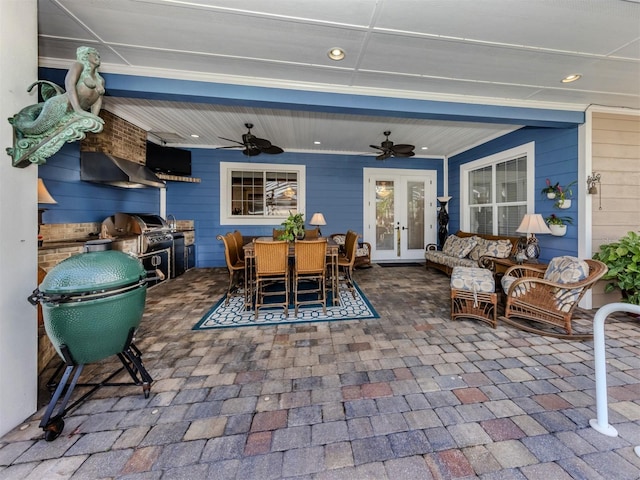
[450,266,497,328]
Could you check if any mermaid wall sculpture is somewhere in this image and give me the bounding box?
[7,46,106,167]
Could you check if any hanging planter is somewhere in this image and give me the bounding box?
[557,198,572,209]
[546,192,556,199]
[549,224,567,236]
[545,214,572,237]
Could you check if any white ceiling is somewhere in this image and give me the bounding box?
[37,0,640,158]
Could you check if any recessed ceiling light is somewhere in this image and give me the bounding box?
[421,146,429,150]
[314,141,321,145]
[327,47,345,61]
[561,74,582,83]
[190,134,200,138]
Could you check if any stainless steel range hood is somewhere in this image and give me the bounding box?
[80,152,166,189]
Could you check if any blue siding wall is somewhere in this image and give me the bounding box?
[39,144,443,268]
[38,143,160,224]
[168,149,443,268]
[448,126,579,262]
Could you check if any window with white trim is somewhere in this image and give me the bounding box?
[220,162,306,225]
[461,142,534,236]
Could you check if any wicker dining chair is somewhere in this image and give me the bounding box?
[254,240,290,319]
[304,227,320,240]
[337,230,359,298]
[217,233,245,306]
[293,239,327,316]
[232,230,245,261]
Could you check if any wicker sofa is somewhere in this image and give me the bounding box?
[425,231,520,275]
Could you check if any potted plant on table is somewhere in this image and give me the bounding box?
[544,213,572,236]
[593,231,640,305]
[279,212,305,241]
[541,179,560,199]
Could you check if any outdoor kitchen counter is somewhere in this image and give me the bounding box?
[38,236,139,271]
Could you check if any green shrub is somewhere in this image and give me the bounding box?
[593,231,640,305]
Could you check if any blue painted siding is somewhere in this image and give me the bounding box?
[39,144,443,268]
[38,143,160,224]
[168,149,443,268]
[449,126,579,263]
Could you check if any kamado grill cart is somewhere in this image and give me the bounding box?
[28,241,153,441]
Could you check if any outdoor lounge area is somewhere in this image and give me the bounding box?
[2,265,640,479]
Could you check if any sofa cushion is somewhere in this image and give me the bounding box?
[442,235,478,259]
[425,250,478,269]
[469,238,513,261]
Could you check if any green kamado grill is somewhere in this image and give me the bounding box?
[29,243,153,441]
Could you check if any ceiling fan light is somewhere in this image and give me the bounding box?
[561,74,582,83]
[328,48,345,61]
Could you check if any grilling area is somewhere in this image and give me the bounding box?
[37,217,195,375]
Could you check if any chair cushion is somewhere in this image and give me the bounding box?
[451,267,495,293]
[469,238,513,261]
[543,256,589,284]
[442,235,478,259]
[544,256,590,312]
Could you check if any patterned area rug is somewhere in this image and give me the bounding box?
[193,281,379,330]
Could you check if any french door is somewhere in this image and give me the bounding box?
[363,168,437,262]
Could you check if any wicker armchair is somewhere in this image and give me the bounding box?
[254,240,290,319]
[217,233,245,306]
[293,239,327,315]
[500,256,607,339]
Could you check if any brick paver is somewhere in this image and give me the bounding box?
[3,266,640,479]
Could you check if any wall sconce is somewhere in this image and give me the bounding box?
[587,172,602,210]
[587,172,601,195]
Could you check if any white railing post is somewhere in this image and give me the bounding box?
[589,302,640,457]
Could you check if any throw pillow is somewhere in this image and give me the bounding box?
[443,235,478,259]
[469,238,513,261]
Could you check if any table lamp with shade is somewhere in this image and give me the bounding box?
[38,179,58,246]
[309,212,327,236]
[516,213,551,259]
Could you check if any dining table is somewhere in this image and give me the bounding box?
[242,237,340,311]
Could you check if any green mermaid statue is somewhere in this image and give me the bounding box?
[7,46,106,167]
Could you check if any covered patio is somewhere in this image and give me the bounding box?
[1,265,639,479]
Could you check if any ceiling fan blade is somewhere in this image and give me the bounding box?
[369,144,383,150]
[393,151,415,158]
[219,136,244,146]
[251,137,272,149]
[261,145,284,154]
[392,144,415,154]
[216,145,243,150]
[242,147,262,157]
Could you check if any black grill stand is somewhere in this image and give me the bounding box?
[39,328,153,442]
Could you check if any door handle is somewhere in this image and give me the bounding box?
[402,226,408,230]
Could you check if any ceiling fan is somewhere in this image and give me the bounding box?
[370,131,415,161]
[219,123,284,156]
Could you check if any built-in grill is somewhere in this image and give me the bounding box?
[101,213,173,254]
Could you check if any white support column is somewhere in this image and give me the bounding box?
[0,0,39,436]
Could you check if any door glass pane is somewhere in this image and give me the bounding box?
[407,181,425,250]
[376,181,395,251]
